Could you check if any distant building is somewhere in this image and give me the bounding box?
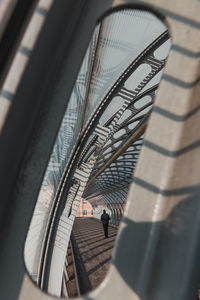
[76,198,93,217]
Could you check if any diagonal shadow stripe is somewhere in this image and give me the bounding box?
[36,6,48,16]
[163,74,200,89]
[78,233,117,249]
[68,240,114,266]
[83,245,114,264]
[80,239,115,256]
[132,176,200,196]
[19,46,31,57]
[139,0,200,29]
[68,241,113,267]
[1,90,14,101]
[153,105,200,121]
[75,229,102,238]
[171,44,200,59]
[86,256,112,277]
[143,139,200,157]
[77,233,104,243]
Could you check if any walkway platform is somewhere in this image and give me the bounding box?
[66,217,119,296]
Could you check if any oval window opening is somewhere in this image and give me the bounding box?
[24,7,171,299]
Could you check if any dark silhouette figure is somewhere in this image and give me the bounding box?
[101,209,110,238]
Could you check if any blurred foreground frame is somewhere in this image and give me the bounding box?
[0,0,200,300]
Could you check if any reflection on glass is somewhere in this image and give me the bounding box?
[24,8,170,298]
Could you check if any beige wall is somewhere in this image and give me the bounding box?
[76,199,93,217]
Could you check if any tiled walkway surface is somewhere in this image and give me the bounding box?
[69,217,118,295]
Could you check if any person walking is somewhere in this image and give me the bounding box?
[101,209,110,238]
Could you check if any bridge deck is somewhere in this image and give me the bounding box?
[67,217,119,296]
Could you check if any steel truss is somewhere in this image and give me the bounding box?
[39,29,170,295]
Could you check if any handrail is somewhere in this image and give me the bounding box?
[69,239,81,297]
